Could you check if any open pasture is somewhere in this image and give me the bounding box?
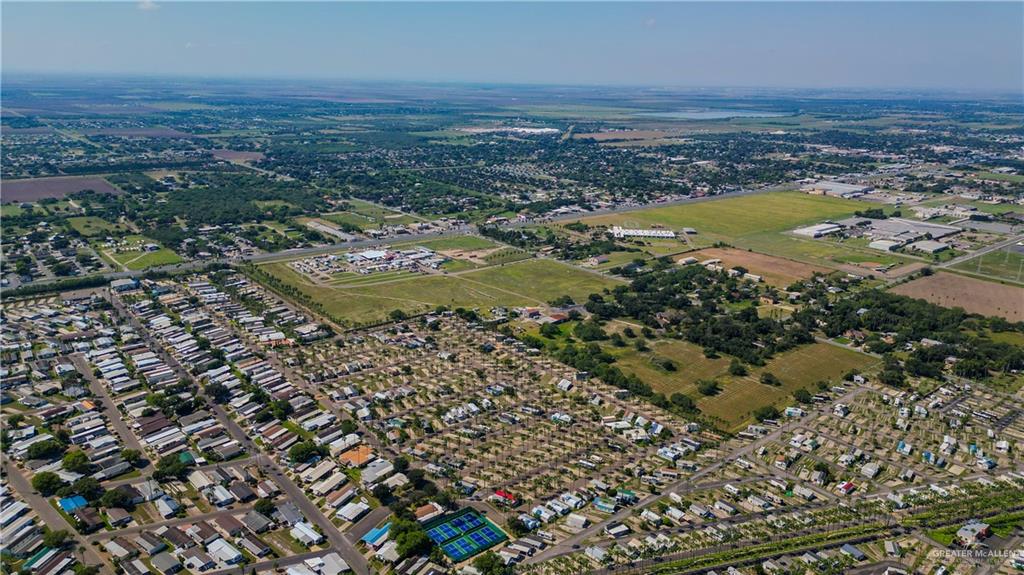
[951,247,1024,284]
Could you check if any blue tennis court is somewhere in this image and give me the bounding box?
[423,508,508,562]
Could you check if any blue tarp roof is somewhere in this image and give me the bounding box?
[361,522,391,544]
[58,495,87,512]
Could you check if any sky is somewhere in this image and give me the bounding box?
[3,2,1022,93]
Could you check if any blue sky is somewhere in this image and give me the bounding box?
[3,2,1022,93]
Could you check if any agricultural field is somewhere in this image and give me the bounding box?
[65,216,131,237]
[681,247,830,287]
[891,271,1024,321]
[951,246,1024,284]
[2,175,121,202]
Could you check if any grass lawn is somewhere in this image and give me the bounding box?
[582,192,910,271]
[581,192,863,239]
[974,171,1024,183]
[608,339,877,430]
[66,216,130,237]
[323,198,421,229]
[607,339,731,396]
[96,235,183,270]
[407,235,496,251]
[698,343,879,430]
[460,259,623,303]
[951,248,1024,284]
[257,257,622,326]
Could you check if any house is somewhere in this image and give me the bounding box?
[150,552,182,575]
[208,538,244,565]
[74,507,103,533]
[291,522,325,546]
[214,514,245,537]
[228,481,256,502]
[155,496,180,519]
[181,549,215,572]
[242,510,273,533]
[106,507,131,527]
[955,521,990,546]
[134,532,167,555]
[840,544,866,561]
[238,533,272,558]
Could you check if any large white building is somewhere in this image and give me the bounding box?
[610,226,676,239]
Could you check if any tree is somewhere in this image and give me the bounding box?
[43,529,71,549]
[669,393,695,411]
[72,477,104,503]
[99,489,132,510]
[63,450,91,474]
[728,359,748,376]
[395,529,432,559]
[753,406,780,422]
[154,454,191,482]
[539,322,561,339]
[27,439,66,460]
[121,449,142,466]
[206,382,231,404]
[389,309,408,321]
[32,472,66,496]
[696,380,721,396]
[254,498,277,516]
[288,441,325,464]
[793,388,813,404]
[759,372,781,387]
[473,551,513,575]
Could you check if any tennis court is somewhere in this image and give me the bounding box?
[424,508,507,562]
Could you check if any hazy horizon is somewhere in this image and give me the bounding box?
[3,2,1023,94]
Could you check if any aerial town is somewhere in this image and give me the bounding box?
[2,3,1024,575]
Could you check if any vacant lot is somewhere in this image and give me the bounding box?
[258,256,622,326]
[3,176,121,202]
[66,216,130,237]
[609,339,731,396]
[682,247,830,287]
[582,192,861,238]
[891,272,1024,321]
[703,343,878,430]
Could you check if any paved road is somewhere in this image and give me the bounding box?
[85,502,258,541]
[70,353,153,473]
[3,459,113,575]
[108,292,373,575]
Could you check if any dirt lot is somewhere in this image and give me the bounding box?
[211,149,265,162]
[890,272,1024,321]
[2,176,122,202]
[681,247,829,287]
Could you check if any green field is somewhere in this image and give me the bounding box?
[257,257,622,326]
[951,248,1024,283]
[66,216,130,237]
[407,235,496,251]
[584,192,911,271]
[583,192,862,238]
[322,199,421,230]
[608,338,878,430]
[974,171,1024,183]
[95,235,183,270]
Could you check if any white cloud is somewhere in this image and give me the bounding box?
[138,0,159,12]
[644,18,657,29]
